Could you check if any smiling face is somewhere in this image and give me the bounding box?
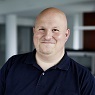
[33,8,70,56]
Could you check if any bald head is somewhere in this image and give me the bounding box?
[35,7,68,29]
[33,7,70,57]
[38,7,66,16]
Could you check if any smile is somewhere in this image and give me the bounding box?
[41,41,55,44]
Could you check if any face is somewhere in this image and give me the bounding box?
[33,12,70,56]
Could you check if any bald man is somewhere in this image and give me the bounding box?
[33,7,70,71]
[0,7,95,95]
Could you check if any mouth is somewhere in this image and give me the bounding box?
[41,41,55,44]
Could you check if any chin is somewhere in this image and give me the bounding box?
[40,50,53,55]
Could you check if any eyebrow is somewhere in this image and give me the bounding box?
[53,27,59,28]
[35,26,59,29]
[35,26,44,28]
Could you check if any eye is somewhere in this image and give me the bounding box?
[39,29,44,30]
[39,28,45,32]
[52,29,59,33]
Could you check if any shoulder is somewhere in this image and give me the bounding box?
[69,57,93,78]
[69,57,95,93]
[5,52,32,67]
[0,51,35,82]
[0,51,34,75]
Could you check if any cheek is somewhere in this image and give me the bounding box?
[34,33,42,40]
[33,33,43,45]
[54,33,66,41]
[33,35,39,49]
[54,33,67,47]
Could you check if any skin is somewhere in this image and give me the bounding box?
[33,7,70,71]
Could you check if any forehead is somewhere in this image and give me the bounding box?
[36,15,62,24]
[34,8,67,28]
[35,17,63,28]
[35,14,66,27]
[36,10,65,21]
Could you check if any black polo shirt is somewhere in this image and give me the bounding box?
[0,50,95,95]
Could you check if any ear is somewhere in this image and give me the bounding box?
[33,26,35,34]
[65,29,70,41]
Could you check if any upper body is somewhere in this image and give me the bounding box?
[0,49,95,95]
[0,7,95,95]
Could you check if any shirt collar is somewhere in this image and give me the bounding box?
[25,49,37,65]
[25,49,70,71]
[54,52,70,71]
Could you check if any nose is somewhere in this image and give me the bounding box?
[44,30,52,40]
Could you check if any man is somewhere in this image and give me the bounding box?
[0,7,95,95]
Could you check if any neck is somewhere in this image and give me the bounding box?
[35,50,65,71]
